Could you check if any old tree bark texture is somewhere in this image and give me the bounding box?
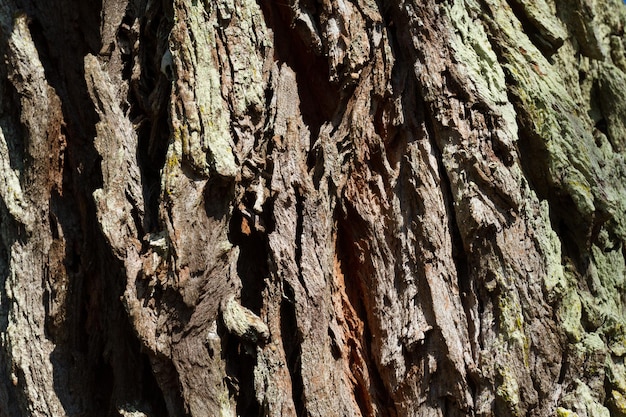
[2,0,626,415]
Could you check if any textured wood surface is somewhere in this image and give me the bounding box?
[0,0,625,416]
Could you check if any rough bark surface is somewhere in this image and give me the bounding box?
[1,0,626,416]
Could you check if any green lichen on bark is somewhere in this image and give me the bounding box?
[221,295,269,343]
[211,0,269,117]
[495,365,521,414]
[480,0,626,245]
[3,0,626,414]
[447,0,517,131]
[169,0,237,179]
[439,0,626,413]
[167,0,270,180]
[608,358,626,416]
[561,380,611,417]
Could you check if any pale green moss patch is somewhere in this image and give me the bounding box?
[607,351,626,415]
[497,292,528,354]
[508,0,567,49]
[609,390,626,417]
[560,380,610,417]
[217,0,269,116]
[558,290,584,342]
[580,333,606,355]
[531,200,566,299]
[445,0,517,132]
[496,365,521,413]
[556,407,579,417]
[221,296,269,343]
[187,2,237,178]
[607,359,626,395]
[169,0,239,179]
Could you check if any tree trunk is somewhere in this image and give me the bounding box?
[1,0,626,416]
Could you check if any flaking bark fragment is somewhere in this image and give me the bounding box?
[221,295,269,343]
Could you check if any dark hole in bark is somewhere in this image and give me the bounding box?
[224,193,271,412]
[595,118,609,138]
[131,3,173,233]
[228,197,273,314]
[94,357,115,417]
[280,284,306,417]
[237,225,268,315]
[0,79,27,174]
[222,337,263,417]
[139,353,170,417]
[203,181,234,221]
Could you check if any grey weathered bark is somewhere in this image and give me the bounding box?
[1,0,626,416]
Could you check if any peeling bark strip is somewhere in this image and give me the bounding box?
[1,0,626,416]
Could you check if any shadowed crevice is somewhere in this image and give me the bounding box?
[221,329,264,417]
[257,0,342,143]
[15,0,173,415]
[336,211,396,417]
[505,0,564,58]
[128,0,173,233]
[0,201,22,417]
[226,195,273,415]
[280,285,306,417]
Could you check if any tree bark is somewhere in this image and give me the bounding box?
[1,0,626,416]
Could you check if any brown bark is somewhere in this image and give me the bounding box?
[1,0,626,416]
